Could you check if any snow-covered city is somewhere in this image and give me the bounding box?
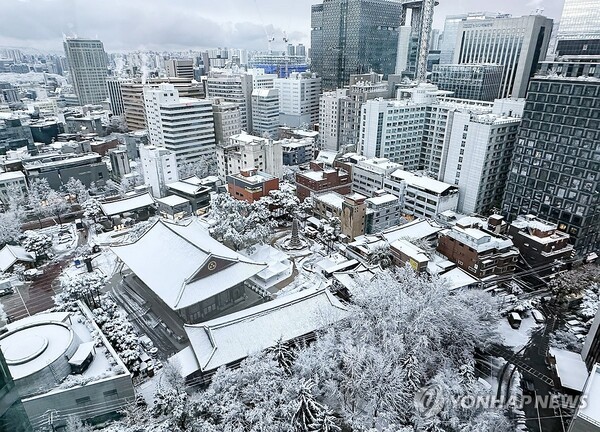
[0,0,599,431]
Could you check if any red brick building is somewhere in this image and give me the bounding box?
[295,162,351,202]
[437,219,519,278]
[227,168,279,203]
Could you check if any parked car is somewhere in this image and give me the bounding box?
[0,286,14,297]
[531,309,546,324]
[508,312,522,329]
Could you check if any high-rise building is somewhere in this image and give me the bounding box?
[121,77,204,131]
[319,89,347,151]
[211,97,242,145]
[273,72,321,128]
[555,0,600,56]
[441,108,520,215]
[296,44,307,58]
[140,145,179,198]
[106,77,129,116]
[205,71,254,131]
[310,0,403,90]
[502,67,600,255]
[165,59,194,80]
[144,83,216,165]
[438,13,502,65]
[251,88,280,138]
[248,69,278,90]
[451,14,553,98]
[63,37,108,105]
[287,44,296,57]
[431,64,504,101]
[0,348,32,432]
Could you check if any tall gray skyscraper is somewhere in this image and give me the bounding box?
[451,14,553,98]
[555,0,600,56]
[311,0,403,90]
[502,64,600,256]
[63,37,109,105]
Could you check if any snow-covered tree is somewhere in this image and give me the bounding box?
[260,182,300,221]
[65,416,93,432]
[4,182,27,212]
[368,242,393,269]
[177,154,218,179]
[56,272,106,309]
[318,217,341,253]
[294,268,503,429]
[550,264,600,305]
[22,231,52,259]
[82,198,103,222]
[45,190,70,225]
[292,379,325,432]
[27,177,52,228]
[0,211,22,247]
[62,177,89,204]
[209,194,275,250]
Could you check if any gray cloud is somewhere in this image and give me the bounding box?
[0,0,564,52]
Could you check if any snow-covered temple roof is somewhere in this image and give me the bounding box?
[177,288,349,374]
[111,219,266,310]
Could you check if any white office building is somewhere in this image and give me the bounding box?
[63,37,109,105]
[441,111,520,215]
[251,88,280,138]
[144,83,216,165]
[274,72,321,128]
[384,169,459,219]
[140,145,179,198]
[352,157,403,198]
[248,68,278,90]
[205,71,254,131]
[359,84,450,168]
[216,132,283,180]
[452,14,554,98]
[318,89,347,151]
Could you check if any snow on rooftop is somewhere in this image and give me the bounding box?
[0,170,25,181]
[314,192,344,209]
[381,219,443,243]
[301,170,325,181]
[390,239,428,263]
[0,245,35,272]
[100,193,155,217]
[111,219,266,310]
[366,194,398,206]
[439,268,479,290]
[179,288,349,373]
[578,363,600,424]
[550,348,589,392]
[167,179,208,195]
[390,169,455,194]
[156,195,190,207]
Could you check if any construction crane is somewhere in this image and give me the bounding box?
[416,0,436,83]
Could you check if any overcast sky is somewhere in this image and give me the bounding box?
[1,0,565,53]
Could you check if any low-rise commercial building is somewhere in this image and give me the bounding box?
[295,162,351,202]
[217,132,283,180]
[384,169,459,219]
[281,138,315,166]
[352,158,402,198]
[227,168,279,203]
[437,219,519,278]
[365,193,402,234]
[165,176,212,213]
[23,153,109,190]
[507,215,574,267]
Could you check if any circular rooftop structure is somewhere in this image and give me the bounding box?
[0,321,80,394]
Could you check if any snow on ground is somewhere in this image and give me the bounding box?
[135,369,163,405]
[92,250,119,278]
[497,316,541,352]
